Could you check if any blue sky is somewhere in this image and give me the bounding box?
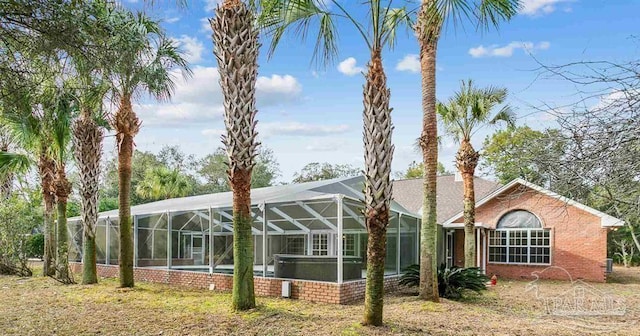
[112,0,639,182]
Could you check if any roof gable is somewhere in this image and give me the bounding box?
[442,178,624,228]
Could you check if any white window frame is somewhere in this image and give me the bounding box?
[312,233,329,256]
[488,228,552,265]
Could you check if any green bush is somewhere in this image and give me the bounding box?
[399,264,490,300]
[26,233,44,259]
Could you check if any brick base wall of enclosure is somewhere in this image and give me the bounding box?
[69,263,400,304]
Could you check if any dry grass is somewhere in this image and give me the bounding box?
[1,265,639,335]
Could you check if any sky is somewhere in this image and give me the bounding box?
[110,0,640,182]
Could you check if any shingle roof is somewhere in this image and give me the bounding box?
[392,175,501,223]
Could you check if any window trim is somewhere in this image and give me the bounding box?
[488,228,552,266]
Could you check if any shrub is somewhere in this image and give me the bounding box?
[399,263,490,300]
[26,233,45,260]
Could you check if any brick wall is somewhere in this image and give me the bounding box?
[449,184,608,282]
[69,263,400,304]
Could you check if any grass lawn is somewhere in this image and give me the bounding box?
[1,265,639,335]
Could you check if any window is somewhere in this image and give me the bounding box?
[312,234,328,255]
[343,234,355,256]
[286,236,305,255]
[488,210,551,265]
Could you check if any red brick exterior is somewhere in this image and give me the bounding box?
[69,263,400,304]
[449,184,610,282]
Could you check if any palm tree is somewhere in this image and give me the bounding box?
[136,166,192,201]
[415,0,520,301]
[48,89,75,284]
[0,127,15,199]
[260,0,409,325]
[71,74,107,285]
[437,79,515,268]
[101,7,191,288]
[0,81,58,278]
[209,0,260,311]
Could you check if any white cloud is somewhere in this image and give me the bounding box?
[396,54,420,73]
[468,41,550,58]
[201,129,225,137]
[260,122,350,137]
[205,0,223,12]
[200,17,212,34]
[173,35,204,64]
[337,57,364,76]
[305,140,347,152]
[131,67,303,127]
[165,17,180,24]
[520,0,573,16]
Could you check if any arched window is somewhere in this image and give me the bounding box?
[489,210,550,265]
[497,210,542,229]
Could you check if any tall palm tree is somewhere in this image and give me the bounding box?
[136,166,192,201]
[71,73,107,284]
[260,0,410,325]
[209,0,260,311]
[437,79,515,268]
[101,7,191,288]
[415,0,520,301]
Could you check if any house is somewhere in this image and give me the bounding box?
[392,174,624,282]
[66,174,622,305]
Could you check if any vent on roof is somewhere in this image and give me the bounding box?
[454,172,463,182]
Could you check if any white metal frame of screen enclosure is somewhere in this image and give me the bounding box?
[67,194,420,284]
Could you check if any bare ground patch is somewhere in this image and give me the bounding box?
[1,266,639,335]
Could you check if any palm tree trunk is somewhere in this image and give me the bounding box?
[73,109,103,284]
[54,166,73,283]
[113,95,140,288]
[362,49,394,327]
[457,140,479,268]
[210,0,259,311]
[417,0,440,302]
[39,154,56,277]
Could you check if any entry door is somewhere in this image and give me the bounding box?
[445,231,454,268]
[192,235,204,265]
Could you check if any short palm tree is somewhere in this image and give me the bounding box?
[47,88,75,284]
[0,80,58,278]
[259,0,410,326]
[415,0,520,302]
[437,79,515,268]
[209,0,261,311]
[136,166,192,201]
[101,7,191,288]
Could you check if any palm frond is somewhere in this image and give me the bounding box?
[476,0,521,32]
[382,6,414,49]
[0,151,32,175]
[260,0,340,67]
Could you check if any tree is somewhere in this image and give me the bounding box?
[480,126,577,187]
[292,162,360,183]
[0,127,15,199]
[101,7,191,288]
[400,161,449,179]
[260,0,409,325]
[198,147,280,193]
[210,0,260,310]
[415,0,520,302]
[72,85,107,285]
[136,166,193,201]
[437,79,515,268]
[0,75,58,278]
[49,88,75,284]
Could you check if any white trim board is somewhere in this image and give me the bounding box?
[441,178,624,228]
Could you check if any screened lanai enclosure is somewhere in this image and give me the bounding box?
[67,177,420,283]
